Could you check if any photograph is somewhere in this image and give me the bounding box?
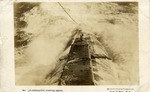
[14,2,139,85]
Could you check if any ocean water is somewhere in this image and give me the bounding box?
[15,2,138,85]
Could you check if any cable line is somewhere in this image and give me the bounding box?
[57,2,78,24]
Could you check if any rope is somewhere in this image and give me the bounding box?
[57,2,78,24]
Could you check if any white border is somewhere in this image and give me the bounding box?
[0,0,150,92]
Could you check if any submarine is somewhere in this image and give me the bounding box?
[57,30,112,85]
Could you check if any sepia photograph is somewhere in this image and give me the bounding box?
[14,2,139,85]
